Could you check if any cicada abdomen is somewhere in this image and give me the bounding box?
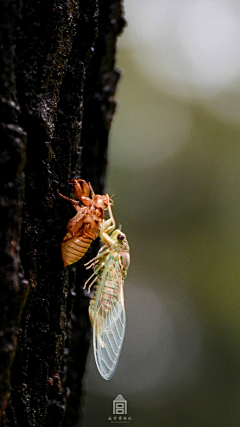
[84,216,130,380]
[61,210,98,268]
[58,179,111,267]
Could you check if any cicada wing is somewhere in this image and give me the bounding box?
[92,259,126,380]
[93,299,126,380]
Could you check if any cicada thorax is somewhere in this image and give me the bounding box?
[58,179,111,268]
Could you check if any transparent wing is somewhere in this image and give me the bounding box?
[92,256,126,380]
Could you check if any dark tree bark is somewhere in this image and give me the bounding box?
[0,1,125,426]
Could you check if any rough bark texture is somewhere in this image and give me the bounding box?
[0,1,125,426]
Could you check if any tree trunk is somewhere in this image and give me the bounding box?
[0,1,125,426]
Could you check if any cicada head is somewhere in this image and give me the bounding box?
[111,229,125,241]
[110,229,129,251]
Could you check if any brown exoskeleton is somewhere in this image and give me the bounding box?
[58,179,112,268]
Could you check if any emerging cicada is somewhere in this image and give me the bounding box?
[58,179,112,267]
[84,206,130,380]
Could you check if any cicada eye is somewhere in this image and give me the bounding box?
[117,233,125,241]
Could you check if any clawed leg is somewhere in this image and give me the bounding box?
[84,247,109,268]
[83,262,104,291]
[68,179,91,200]
[88,182,95,198]
[57,189,79,206]
[83,273,98,291]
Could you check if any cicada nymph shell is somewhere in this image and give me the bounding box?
[58,179,112,267]
[84,206,130,380]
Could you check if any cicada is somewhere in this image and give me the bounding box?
[58,179,112,267]
[84,207,130,380]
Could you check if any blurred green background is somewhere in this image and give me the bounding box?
[83,1,240,426]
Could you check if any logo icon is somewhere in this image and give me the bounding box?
[108,395,132,423]
[113,395,127,415]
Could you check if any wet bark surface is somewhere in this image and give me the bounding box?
[0,1,125,426]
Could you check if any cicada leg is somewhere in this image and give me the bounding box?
[67,179,94,208]
[68,179,91,198]
[83,262,105,291]
[99,196,116,243]
[57,189,79,206]
[83,273,98,292]
[88,181,95,197]
[84,247,109,269]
